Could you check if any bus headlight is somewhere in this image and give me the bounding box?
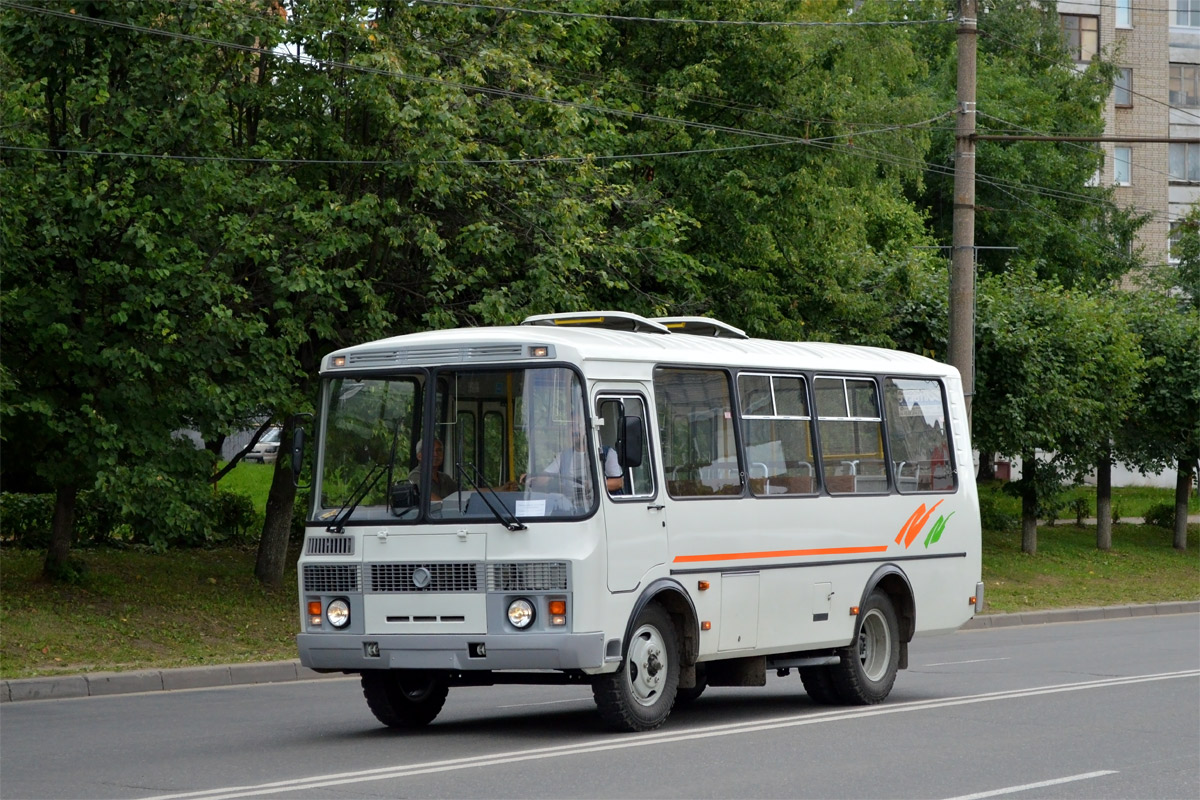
[326,598,351,628]
[507,599,535,629]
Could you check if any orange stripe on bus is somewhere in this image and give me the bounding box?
[673,545,889,563]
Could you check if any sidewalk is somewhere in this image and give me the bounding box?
[3,601,1196,704]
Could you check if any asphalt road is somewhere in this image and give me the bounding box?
[1,614,1197,800]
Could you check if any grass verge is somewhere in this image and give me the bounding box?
[1,546,300,680]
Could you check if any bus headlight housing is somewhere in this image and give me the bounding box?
[507,598,535,629]
[326,598,351,628]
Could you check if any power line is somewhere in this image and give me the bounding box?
[0,115,950,165]
[410,0,956,27]
[3,2,1171,231]
[977,111,1181,189]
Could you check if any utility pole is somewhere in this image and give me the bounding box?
[950,0,978,429]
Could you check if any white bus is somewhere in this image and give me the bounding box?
[295,311,983,732]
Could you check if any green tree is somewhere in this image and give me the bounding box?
[914,0,1143,288]
[1116,233,1200,551]
[973,269,1143,554]
[0,1,279,576]
[598,0,944,344]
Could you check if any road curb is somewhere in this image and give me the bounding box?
[4,601,1197,704]
[957,600,1199,630]
[2,660,340,704]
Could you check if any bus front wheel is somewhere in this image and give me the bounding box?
[361,669,449,728]
[593,605,680,732]
[831,590,900,704]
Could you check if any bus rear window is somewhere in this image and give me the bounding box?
[884,378,955,493]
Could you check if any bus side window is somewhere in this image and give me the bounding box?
[738,373,817,497]
[597,396,655,499]
[654,368,741,498]
[814,376,887,495]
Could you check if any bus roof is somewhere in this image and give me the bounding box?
[322,313,958,379]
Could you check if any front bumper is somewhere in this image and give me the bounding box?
[298,631,605,672]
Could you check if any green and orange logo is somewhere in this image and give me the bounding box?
[895,500,955,549]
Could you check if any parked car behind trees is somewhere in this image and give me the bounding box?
[244,428,282,464]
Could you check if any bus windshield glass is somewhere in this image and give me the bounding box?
[315,366,596,526]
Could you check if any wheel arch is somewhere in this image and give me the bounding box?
[859,564,915,645]
[624,578,699,663]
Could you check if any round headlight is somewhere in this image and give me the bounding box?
[326,598,350,628]
[507,598,535,629]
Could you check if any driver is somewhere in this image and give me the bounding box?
[527,420,622,493]
[408,438,458,500]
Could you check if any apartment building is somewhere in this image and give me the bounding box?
[1059,0,1200,267]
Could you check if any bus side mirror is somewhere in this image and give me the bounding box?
[290,413,311,488]
[619,416,643,468]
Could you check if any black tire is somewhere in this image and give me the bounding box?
[830,590,900,705]
[675,663,707,704]
[799,665,841,705]
[592,604,680,731]
[361,670,449,728]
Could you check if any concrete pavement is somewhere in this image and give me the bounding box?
[3,601,1196,704]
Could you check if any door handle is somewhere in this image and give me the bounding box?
[647,504,665,511]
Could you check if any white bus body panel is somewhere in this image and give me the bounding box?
[300,323,982,679]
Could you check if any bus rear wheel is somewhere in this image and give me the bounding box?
[799,665,841,704]
[361,670,449,728]
[592,605,680,732]
[831,590,900,704]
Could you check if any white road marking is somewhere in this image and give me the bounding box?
[144,669,1198,800]
[943,770,1119,800]
[923,657,1011,666]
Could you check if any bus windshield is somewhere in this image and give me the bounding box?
[315,366,596,526]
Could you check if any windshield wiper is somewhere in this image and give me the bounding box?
[327,463,386,534]
[456,459,526,531]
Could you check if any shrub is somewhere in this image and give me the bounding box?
[208,490,260,543]
[1071,496,1092,526]
[0,493,55,548]
[1,487,260,550]
[978,490,1018,531]
[1144,502,1175,529]
[0,491,121,548]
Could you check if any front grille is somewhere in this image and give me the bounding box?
[306,536,354,556]
[368,562,480,593]
[487,562,569,592]
[303,563,361,593]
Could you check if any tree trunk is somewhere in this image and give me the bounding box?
[255,420,297,585]
[1096,453,1112,551]
[1020,453,1038,555]
[1174,458,1195,552]
[43,484,78,580]
[977,453,995,482]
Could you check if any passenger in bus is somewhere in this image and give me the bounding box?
[408,438,458,500]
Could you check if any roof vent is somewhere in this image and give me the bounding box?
[520,311,671,334]
[652,316,748,339]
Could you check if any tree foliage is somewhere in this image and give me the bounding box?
[599,0,944,344]
[913,0,1144,288]
[1,0,1192,580]
[973,268,1143,553]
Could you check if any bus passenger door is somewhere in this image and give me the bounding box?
[597,395,667,592]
